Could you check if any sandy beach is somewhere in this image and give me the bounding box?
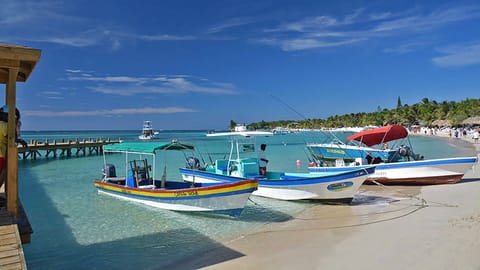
[177,136,480,270]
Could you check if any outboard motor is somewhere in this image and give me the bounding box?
[398,145,412,157]
[396,145,413,161]
[186,157,200,169]
[103,164,116,178]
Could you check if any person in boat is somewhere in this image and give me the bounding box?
[381,143,389,150]
[0,105,28,188]
[258,143,269,176]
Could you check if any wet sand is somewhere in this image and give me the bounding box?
[178,137,480,270]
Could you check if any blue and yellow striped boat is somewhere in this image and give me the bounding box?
[93,141,257,217]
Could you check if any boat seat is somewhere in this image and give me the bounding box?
[215,159,228,174]
[241,162,259,178]
[104,177,125,184]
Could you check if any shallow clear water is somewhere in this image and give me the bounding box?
[18,130,474,269]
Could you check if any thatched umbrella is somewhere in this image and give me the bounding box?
[462,116,480,125]
[432,119,450,127]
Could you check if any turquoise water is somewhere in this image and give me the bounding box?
[18,130,474,269]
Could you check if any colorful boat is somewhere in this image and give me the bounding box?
[93,141,258,216]
[180,130,375,202]
[307,125,478,185]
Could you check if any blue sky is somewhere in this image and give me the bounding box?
[2,0,480,131]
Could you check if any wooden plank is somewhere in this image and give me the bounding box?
[0,59,20,69]
[0,224,26,270]
[0,45,41,62]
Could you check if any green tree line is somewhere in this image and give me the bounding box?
[246,97,480,130]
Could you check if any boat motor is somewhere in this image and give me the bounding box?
[186,157,201,170]
[397,145,413,161]
[103,164,116,178]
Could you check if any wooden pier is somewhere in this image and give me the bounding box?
[0,225,27,270]
[17,138,121,160]
[0,196,29,270]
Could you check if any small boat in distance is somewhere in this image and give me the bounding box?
[138,120,159,140]
[94,141,258,216]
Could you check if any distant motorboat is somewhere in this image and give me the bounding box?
[138,121,159,140]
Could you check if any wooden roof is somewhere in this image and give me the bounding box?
[0,44,41,83]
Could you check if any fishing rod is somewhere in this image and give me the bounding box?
[270,94,366,165]
[269,94,341,142]
[197,151,207,167]
[203,143,214,164]
[303,148,313,163]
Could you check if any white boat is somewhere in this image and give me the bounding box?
[94,141,258,216]
[138,121,159,140]
[307,125,413,164]
[307,125,478,185]
[180,130,375,202]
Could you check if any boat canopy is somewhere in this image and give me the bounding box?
[346,125,408,147]
[104,141,194,154]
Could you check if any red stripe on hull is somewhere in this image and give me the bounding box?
[365,174,464,185]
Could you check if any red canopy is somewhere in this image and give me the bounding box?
[346,125,408,147]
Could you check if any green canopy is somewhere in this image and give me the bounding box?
[104,140,194,154]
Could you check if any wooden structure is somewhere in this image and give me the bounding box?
[0,44,41,269]
[1,43,40,218]
[0,225,27,269]
[17,138,120,160]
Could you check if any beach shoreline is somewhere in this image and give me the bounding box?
[176,134,480,270]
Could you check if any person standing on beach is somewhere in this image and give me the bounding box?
[473,129,479,144]
[0,106,27,188]
[258,143,268,176]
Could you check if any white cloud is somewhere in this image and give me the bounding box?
[207,17,255,34]
[259,5,480,52]
[432,42,480,67]
[259,37,364,51]
[66,72,238,96]
[24,107,196,117]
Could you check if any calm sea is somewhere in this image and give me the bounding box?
[18,130,475,269]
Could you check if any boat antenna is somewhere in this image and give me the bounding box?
[269,94,341,143]
[269,94,309,121]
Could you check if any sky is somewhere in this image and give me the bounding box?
[1,0,480,131]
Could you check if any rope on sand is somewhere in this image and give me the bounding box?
[369,179,458,208]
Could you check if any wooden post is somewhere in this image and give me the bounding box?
[6,67,19,216]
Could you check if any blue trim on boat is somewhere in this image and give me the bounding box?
[180,167,375,187]
[308,157,477,172]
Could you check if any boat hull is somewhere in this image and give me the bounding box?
[93,180,258,216]
[138,135,155,140]
[308,156,478,185]
[179,167,374,201]
[307,143,395,161]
